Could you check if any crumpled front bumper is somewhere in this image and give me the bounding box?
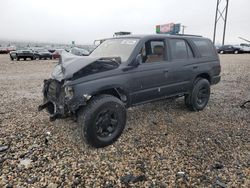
[38,79,67,121]
[38,79,87,121]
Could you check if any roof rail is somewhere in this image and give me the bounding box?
[171,34,202,37]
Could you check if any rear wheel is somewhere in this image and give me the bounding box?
[17,57,20,61]
[220,50,224,54]
[234,50,239,54]
[185,78,210,111]
[77,94,126,148]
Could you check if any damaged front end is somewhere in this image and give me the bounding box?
[38,79,68,121]
[38,52,121,121]
[38,78,89,121]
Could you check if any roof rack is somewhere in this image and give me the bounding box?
[113,32,132,37]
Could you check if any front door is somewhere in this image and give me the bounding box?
[129,39,171,104]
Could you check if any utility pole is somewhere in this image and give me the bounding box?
[181,25,187,34]
[213,0,229,45]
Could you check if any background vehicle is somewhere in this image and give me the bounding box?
[33,49,52,59]
[39,34,221,148]
[0,46,16,54]
[217,45,243,54]
[52,49,65,59]
[0,47,8,54]
[10,50,35,61]
[239,43,250,53]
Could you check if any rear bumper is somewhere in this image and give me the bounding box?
[211,75,221,85]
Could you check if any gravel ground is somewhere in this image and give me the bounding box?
[0,54,249,187]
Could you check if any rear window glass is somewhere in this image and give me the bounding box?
[192,39,216,57]
[169,39,194,60]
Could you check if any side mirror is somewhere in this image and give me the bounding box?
[133,54,142,67]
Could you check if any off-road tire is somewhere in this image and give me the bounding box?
[185,78,210,111]
[77,94,126,148]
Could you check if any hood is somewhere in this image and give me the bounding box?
[51,51,101,81]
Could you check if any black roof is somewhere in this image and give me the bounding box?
[109,34,205,40]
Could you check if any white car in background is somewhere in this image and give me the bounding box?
[233,43,250,53]
[239,43,250,53]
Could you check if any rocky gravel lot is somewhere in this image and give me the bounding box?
[0,54,249,187]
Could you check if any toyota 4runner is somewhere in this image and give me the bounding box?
[38,34,221,148]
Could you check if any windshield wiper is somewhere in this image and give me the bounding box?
[99,57,121,65]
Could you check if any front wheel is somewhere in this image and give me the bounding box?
[185,78,210,111]
[77,94,126,148]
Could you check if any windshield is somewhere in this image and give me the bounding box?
[90,38,139,62]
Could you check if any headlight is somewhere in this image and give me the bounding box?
[65,86,74,99]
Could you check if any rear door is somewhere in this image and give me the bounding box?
[160,38,195,96]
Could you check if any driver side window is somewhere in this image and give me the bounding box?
[140,40,166,63]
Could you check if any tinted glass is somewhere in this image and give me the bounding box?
[169,39,193,60]
[193,39,216,57]
[144,40,165,63]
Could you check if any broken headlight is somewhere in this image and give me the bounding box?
[65,86,74,99]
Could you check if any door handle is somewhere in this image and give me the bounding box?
[163,69,168,78]
[163,69,169,73]
[193,66,198,69]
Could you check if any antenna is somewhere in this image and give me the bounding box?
[213,0,229,45]
[239,37,250,44]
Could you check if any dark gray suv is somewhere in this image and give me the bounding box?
[39,34,221,148]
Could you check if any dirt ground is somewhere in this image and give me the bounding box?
[0,54,249,187]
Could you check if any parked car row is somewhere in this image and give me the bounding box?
[9,47,91,61]
[10,49,52,61]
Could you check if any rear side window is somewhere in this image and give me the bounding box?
[192,39,216,57]
[169,39,194,60]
